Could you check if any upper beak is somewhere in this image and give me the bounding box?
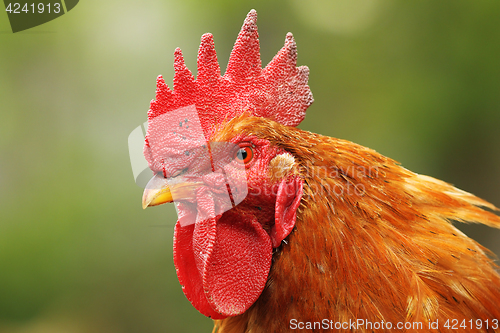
[142,173,201,209]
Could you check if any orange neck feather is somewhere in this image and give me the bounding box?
[214,119,500,333]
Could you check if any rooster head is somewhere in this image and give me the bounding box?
[142,10,313,319]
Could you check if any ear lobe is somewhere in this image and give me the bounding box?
[270,176,303,248]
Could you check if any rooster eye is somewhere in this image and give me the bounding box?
[235,146,254,164]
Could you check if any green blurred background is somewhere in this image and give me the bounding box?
[1,0,499,332]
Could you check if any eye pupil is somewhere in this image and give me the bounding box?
[237,149,248,160]
[235,146,253,165]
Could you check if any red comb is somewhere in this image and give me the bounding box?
[147,9,313,137]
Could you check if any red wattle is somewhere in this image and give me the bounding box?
[174,210,272,319]
[173,221,225,319]
[201,211,272,316]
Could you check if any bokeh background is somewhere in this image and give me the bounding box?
[1,0,499,332]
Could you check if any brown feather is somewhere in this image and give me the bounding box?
[212,115,500,333]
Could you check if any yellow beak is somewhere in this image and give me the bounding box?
[142,173,201,209]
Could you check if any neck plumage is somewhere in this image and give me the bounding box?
[214,132,500,333]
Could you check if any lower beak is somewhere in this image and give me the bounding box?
[142,173,200,209]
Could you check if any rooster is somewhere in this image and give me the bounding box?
[141,10,500,333]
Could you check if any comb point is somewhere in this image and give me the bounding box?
[156,75,172,100]
[156,75,171,95]
[264,33,298,80]
[173,48,195,107]
[197,33,221,84]
[174,48,186,69]
[173,48,195,88]
[225,9,261,81]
